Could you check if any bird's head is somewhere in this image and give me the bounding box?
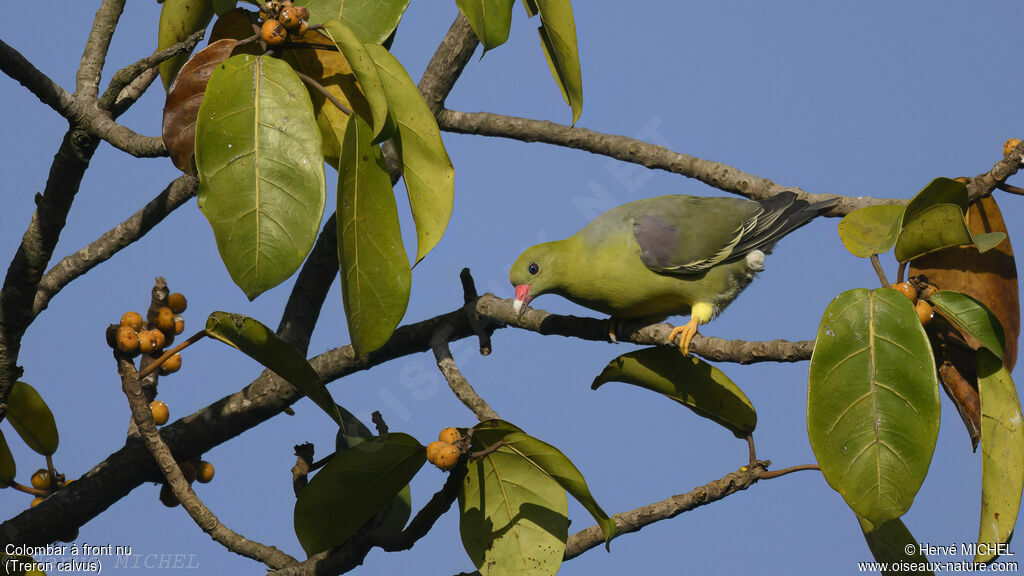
[509,242,562,318]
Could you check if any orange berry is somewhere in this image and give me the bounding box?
[30,496,45,508]
[138,330,158,354]
[120,311,144,331]
[261,19,288,46]
[279,7,302,30]
[434,444,460,471]
[116,326,140,354]
[30,469,50,491]
[890,282,917,302]
[426,441,446,464]
[155,307,175,334]
[916,300,934,325]
[180,461,198,484]
[160,353,182,375]
[159,484,178,507]
[197,461,215,484]
[1004,138,1021,156]
[173,315,185,335]
[295,6,309,20]
[151,400,170,426]
[438,427,461,444]
[150,329,166,350]
[167,293,187,314]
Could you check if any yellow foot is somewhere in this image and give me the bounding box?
[605,317,626,344]
[668,318,700,355]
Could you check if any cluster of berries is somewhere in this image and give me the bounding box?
[425,427,463,471]
[107,292,188,375]
[259,1,310,46]
[158,460,216,508]
[890,277,938,325]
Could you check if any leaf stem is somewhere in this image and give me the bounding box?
[469,440,504,460]
[293,70,353,116]
[996,182,1024,196]
[45,454,56,495]
[759,464,820,480]
[137,330,207,380]
[870,254,889,287]
[746,435,756,466]
[897,261,907,284]
[9,481,47,497]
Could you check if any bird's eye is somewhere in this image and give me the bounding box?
[528,262,539,275]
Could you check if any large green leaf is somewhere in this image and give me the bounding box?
[501,432,615,547]
[296,0,411,44]
[0,429,15,488]
[903,177,968,224]
[530,0,583,125]
[975,350,1024,563]
[456,0,516,51]
[337,113,411,356]
[838,204,904,258]
[894,204,974,263]
[592,347,756,437]
[929,291,1006,360]
[157,0,215,90]
[7,382,58,456]
[195,54,326,300]
[461,427,568,576]
[857,515,933,575]
[365,45,454,264]
[323,20,389,141]
[205,312,342,426]
[294,433,425,556]
[807,288,940,526]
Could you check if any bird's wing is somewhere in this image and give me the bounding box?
[631,196,761,274]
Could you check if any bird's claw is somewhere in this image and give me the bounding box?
[668,321,700,356]
[605,317,625,344]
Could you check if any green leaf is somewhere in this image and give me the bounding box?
[522,0,539,18]
[295,0,411,43]
[157,0,215,90]
[894,203,973,263]
[455,0,516,51]
[0,429,15,488]
[323,20,389,141]
[972,231,1008,254]
[337,113,411,356]
[461,427,568,576]
[903,177,968,224]
[975,349,1024,563]
[294,433,425,556]
[857,515,933,575]
[365,45,454,264]
[205,312,342,426]
[592,347,756,437]
[532,0,583,125]
[212,0,236,14]
[807,288,940,526]
[929,291,1006,360]
[837,204,905,258]
[501,432,615,547]
[7,382,59,456]
[195,54,326,300]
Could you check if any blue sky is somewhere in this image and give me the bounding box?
[1,1,1022,574]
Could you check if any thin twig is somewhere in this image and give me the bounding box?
[759,464,821,480]
[746,435,756,466]
[870,254,889,287]
[8,482,47,498]
[99,29,206,109]
[76,0,126,98]
[997,182,1024,196]
[431,325,500,421]
[897,261,907,284]
[469,440,505,460]
[294,70,353,115]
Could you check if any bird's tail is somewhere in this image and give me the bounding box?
[731,192,838,257]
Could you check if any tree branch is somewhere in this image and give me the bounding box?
[968,139,1024,201]
[117,356,296,569]
[98,29,207,109]
[76,0,126,99]
[0,39,76,118]
[417,13,479,114]
[431,326,500,421]
[437,109,906,217]
[33,175,198,318]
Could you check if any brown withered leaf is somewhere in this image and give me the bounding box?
[281,28,369,168]
[911,195,1019,449]
[162,38,238,174]
[209,8,262,55]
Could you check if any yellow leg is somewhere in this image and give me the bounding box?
[668,303,714,355]
[605,317,626,343]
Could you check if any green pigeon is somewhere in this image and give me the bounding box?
[509,192,836,354]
